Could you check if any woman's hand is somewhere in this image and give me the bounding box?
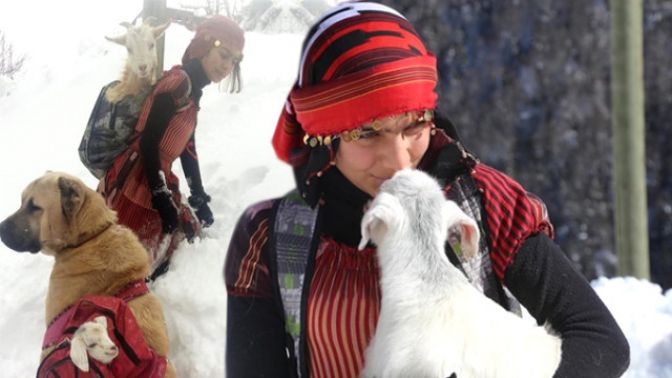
[151,190,179,234]
[189,192,214,227]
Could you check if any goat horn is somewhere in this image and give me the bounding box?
[153,22,171,39]
[144,16,158,26]
[105,34,127,46]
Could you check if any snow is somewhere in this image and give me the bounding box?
[0,1,671,377]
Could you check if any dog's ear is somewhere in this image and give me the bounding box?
[58,176,84,223]
[443,200,480,259]
[70,333,90,372]
[359,192,402,250]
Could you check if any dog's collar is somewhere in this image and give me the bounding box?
[42,279,149,350]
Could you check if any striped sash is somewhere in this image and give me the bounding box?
[274,190,320,377]
[446,174,521,314]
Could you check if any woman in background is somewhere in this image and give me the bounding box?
[101,15,244,277]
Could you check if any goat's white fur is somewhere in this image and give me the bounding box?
[359,169,562,378]
[70,316,119,372]
[105,18,170,103]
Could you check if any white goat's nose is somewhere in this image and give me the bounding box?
[139,64,147,72]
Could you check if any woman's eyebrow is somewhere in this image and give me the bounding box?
[220,48,243,61]
[220,47,237,57]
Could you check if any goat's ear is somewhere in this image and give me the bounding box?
[443,201,480,259]
[359,207,382,250]
[153,22,170,39]
[358,193,400,250]
[93,316,107,327]
[105,34,126,46]
[70,335,90,372]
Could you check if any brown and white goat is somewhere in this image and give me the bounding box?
[70,316,119,373]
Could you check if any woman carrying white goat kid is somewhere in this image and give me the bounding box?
[359,169,561,378]
[225,2,629,377]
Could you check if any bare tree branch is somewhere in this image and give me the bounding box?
[0,30,26,78]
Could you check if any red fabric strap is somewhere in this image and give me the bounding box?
[115,279,150,302]
[43,307,77,350]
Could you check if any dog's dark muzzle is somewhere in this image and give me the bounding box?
[0,218,41,253]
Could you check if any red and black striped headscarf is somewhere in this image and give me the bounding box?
[272,1,438,165]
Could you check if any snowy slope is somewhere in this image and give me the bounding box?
[0,1,671,377]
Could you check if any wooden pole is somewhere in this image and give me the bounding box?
[610,0,650,278]
[143,0,168,74]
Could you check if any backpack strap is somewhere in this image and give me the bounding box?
[174,69,192,112]
[43,305,77,351]
[445,174,521,313]
[272,190,320,377]
[114,279,150,302]
[153,66,193,113]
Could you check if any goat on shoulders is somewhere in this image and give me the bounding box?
[105,18,170,103]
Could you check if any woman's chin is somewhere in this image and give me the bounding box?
[208,72,225,83]
[363,182,381,197]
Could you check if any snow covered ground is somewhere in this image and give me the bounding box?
[0,1,671,377]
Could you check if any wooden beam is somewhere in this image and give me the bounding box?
[610,0,650,278]
[165,8,208,31]
[143,0,167,74]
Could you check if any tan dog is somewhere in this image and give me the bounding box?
[0,172,175,377]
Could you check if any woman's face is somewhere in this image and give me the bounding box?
[201,45,243,83]
[334,112,432,196]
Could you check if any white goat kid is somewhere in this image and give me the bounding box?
[359,169,562,378]
[70,316,119,372]
[105,19,170,103]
